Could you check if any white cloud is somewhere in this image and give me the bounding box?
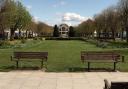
[61,12,92,26]
[32,16,40,23]
[62,12,90,22]
[43,12,92,26]
[26,5,32,11]
[32,12,92,26]
[27,5,32,9]
[62,21,72,26]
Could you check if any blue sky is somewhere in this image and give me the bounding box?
[22,0,118,26]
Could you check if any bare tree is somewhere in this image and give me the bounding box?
[105,6,119,41]
[118,0,128,42]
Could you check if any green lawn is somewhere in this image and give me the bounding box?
[0,40,128,72]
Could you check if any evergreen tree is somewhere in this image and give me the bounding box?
[69,26,75,37]
[53,25,59,37]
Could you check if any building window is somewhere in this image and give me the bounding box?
[62,27,65,31]
[62,32,66,34]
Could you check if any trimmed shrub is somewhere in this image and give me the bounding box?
[45,37,86,40]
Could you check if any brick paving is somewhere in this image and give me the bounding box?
[0,71,128,89]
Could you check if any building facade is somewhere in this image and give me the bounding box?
[58,24,69,38]
[0,29,38,40]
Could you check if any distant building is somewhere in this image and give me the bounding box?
[58,24,69,38]
[0,29,38,40]
[0,29,10,40]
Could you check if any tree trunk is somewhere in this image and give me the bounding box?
[121,28,124,41]
[2,29,5,40]
[10,28,15,41]
[32,31,34,38]
[111,28,115,41]
[19,29,21,39]
[126,26,128,43]
[26,30,28,39]
[0,25,5,40]
[104,29,107,41]
[96,32,100,40]
[98,32,100,39]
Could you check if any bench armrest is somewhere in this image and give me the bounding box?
[104,79,111,89]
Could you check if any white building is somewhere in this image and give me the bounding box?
[58,24,69,38]
[0,29,37,40]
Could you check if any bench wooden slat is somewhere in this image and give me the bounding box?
[11,52,48,69]
[85,60,116,62]
[81,51,121,61]
[14,52,48,59]
[81,51,124,71]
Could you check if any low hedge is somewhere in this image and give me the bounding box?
[44,37,87,41]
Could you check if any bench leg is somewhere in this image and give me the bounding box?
[88,62,90,72]
[16,61,19,68]
[41,61,43,69]
[114,62,116,71]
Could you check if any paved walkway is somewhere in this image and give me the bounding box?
[0,71,128,89]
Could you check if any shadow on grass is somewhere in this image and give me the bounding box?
[68,67,116,72]
[0,66,118,72]
[0,66,42,72]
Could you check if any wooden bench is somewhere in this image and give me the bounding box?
[11,52,48,69]
[104,79,128,89]
[81,51,124,71]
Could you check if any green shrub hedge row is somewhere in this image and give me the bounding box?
[44,37,87,41]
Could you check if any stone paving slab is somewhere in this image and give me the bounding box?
[0,71,128,89]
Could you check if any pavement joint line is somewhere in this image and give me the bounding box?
[0,72,128,89]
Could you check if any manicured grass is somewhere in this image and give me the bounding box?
[0,40,128,72]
